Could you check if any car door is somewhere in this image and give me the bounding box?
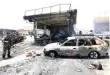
[77,39,93,56]
[59,39,78,56]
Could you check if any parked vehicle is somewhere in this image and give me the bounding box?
[44,35,108,59]
[13,35,25,44]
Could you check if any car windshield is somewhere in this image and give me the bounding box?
[59,38,68,44]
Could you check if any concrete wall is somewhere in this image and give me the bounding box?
[94,17,109,34]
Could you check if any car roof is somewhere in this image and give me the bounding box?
[67,35,96,40]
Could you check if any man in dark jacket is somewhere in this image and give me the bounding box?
[2,32,12,59]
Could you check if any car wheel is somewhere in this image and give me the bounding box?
[48,51,58,58]
[88,51,100,59]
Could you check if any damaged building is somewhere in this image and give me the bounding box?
[23,4,77,45]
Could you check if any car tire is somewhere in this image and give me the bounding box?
[48,51,58,58]
[88,51,100,59]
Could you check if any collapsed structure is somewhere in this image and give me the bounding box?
[23,4,77,45]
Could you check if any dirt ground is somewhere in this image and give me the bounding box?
[0,36,109,75]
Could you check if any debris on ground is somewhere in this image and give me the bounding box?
[88,61,103,70]
[25,50,42,58]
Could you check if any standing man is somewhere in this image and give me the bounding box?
[2,32,12,59]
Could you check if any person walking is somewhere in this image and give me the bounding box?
[2,32,12,59]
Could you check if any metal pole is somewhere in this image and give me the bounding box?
[44,25,46,34]
[67,18,73,36]
[34,21,37,43]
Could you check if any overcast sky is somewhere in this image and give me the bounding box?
[0,0,109,30]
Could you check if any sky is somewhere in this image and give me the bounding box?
[0,0,109,30]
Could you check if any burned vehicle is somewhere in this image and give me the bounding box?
[44,35,108,59]
[10,32,25,45]
[12,34,24,44]
[23,4,77,45]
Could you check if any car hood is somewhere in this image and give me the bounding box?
[44,42,60,50]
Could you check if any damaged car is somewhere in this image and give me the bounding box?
[44,35,109,59]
